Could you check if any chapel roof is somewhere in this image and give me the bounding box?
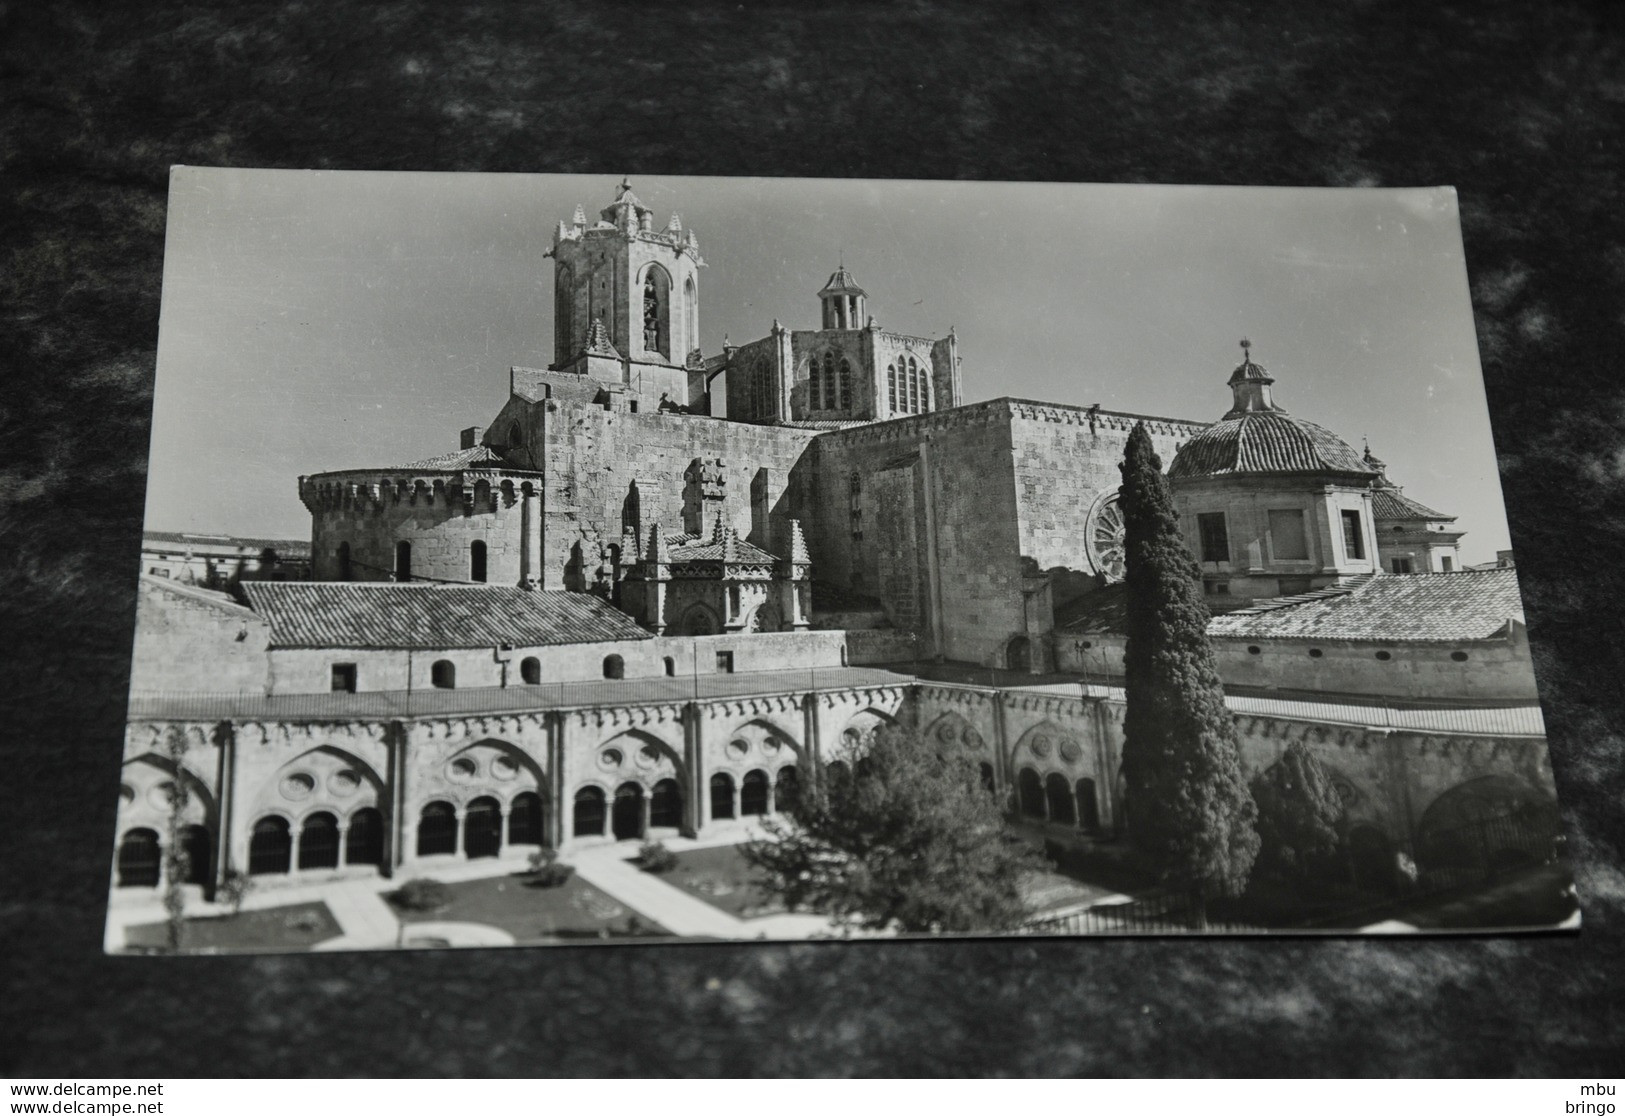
[1370,484,1453,523]
[665,531,779,565]
[241,583,653,650]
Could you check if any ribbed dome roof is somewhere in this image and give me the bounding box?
[819,265,866,297]
[1169,410,1376,480]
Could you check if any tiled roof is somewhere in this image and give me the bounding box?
[402,445,523,471]
[140,573,262,620]
[1371,484,1453,522]
[241,583,652,649]
[665,532,779,564]
[1169,411,1376,480]
[1207,569,1525,642]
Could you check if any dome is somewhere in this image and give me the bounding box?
[1169,410,1376,480]
[1169,343,1377,481]
[819,264,866,297]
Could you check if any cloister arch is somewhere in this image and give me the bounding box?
[1415,775,1557,885]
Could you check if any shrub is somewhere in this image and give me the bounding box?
[391,878,451,911]
[639,839,678,873]
[216,869,253,915]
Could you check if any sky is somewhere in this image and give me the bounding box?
[147,169,1511,563]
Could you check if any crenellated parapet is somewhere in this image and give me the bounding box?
[299,468,543,518]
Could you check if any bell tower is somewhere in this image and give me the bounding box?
[548,178,706,404]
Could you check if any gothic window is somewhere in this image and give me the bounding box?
[521,657,541,685]
[741,770,771,816]
[508,792,544,846]
[888,363,899,413]
[907,356,921,413]
[573,786,606,837]
[248,816,292,875]
[470,540,487,583]
[431,660,455,689]
[839,358,852,410]
[417,802,457,856]
[611,783,645,840]
[463,796,502,859]
[555,264,574,359]
[774,766,799,812]
[117,828,161,888]
[684,276,698,354]
[642,267,672,358]
[710,773,736,820]
[345,807,384,866]
[395,541,411,582]
[650,779,683,828]
[849,472,863,540]
[298,812,340,871]
[1017,769,1045,819]
[1076,778,1100,831]
[1045,773,1076,826]
[822,352,835,410]
[181,824,212,884]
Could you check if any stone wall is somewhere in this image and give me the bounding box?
[539,399,817,589]
[128,578,271,693]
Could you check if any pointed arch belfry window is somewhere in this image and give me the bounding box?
[643,267,671,359]
[821,352,835,410]
[907,356,920,413]
[839,358,852,410]
[888,363,899,413]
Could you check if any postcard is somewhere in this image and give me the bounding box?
[107,170,1575,952]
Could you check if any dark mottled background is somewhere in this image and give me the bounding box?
[3,0,1623,1078]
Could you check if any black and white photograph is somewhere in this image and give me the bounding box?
[105,169,1576,954]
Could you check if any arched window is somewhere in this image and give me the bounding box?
[416,801,457,857]
[298,812,340,870]
[1006,636,1032,672]
[116,828,161,888]
[555,263,574,361]
[181,824,212,885]
[663,656,676,677]
[684,276,699,355]
[470,540,487,583]
[643,267,671,358]
[612,782,645,840]
[345,807,384,866]
[508,791,544,846]
[650,779,683,828]
[521,657,541,685]
[248,816,292,875]
[573,786,606,837]
[1045,773,1076,826]
[907,356,920,413]
[431,660,455,689]
[603,654,625,680]
[887,364,899,413]
[774,766,799,813]
[839,358,852,410]
[463,796,502,859]
[1075,778,1100,832]
[1017,768,1046,819]
[395,541,412,582]
[336,542,352,581]
[741,770,771,816]
[710,773,736,820]
[821,352,835,410]
[979,762,996,796]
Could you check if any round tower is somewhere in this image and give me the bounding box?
[818,264,867,330]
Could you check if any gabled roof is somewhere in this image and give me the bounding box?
[140,573,262,621]
[1206,569,1525,642]
[241,583,652,650]
[665,532,779,565]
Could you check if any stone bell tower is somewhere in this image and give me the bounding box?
[548,178,706,407]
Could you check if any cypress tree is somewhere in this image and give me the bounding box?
[1118,422,1258,922]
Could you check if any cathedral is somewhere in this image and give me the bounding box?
[109,179,1557,927]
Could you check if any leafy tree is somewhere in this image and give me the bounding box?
[1118,422,1259,922]
[742,724,1042,934]
[1250,741,1345,882]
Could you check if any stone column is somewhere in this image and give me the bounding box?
[388,720,409,875]
[547,711,566,849]
[213,720,236,894]
[683,701,704,838]
[519,484,542,588]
